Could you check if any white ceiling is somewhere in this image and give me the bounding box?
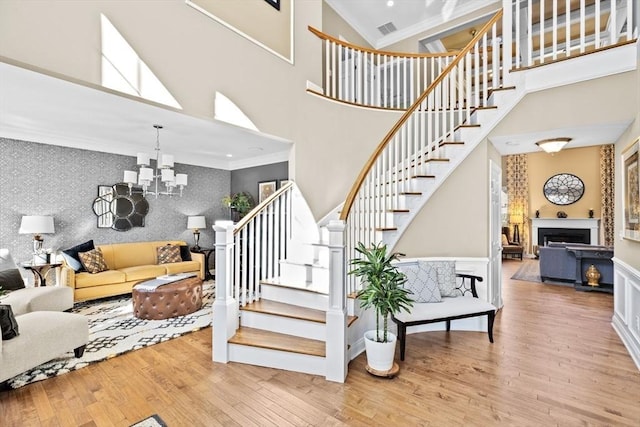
[0,61,292,171]
[325,0,498,49]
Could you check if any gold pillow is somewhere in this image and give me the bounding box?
[157,245,181,264]
[78,248,108,274]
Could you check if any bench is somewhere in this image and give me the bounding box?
[391,274,496,361]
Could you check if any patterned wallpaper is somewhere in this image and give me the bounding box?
[0,138,230,275]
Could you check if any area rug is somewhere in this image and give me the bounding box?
[510,259,573,286]
[510,259,542,282]
[7,282,215,389]
[130,414,168,427]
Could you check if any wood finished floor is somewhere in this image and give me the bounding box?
[1,259,640,426]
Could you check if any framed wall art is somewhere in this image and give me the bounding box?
[264,0,280,10]
[259,180,277,203]
[622,137,640,241]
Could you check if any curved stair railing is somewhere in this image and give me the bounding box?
[339,10,505,294]
[308,26,458,109]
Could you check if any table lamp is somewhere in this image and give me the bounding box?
[187,216,206,250]
[19,215,55,253]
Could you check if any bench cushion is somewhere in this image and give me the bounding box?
[393,296,496,324]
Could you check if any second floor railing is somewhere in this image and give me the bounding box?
[509,0,635,69]
[308,26,458,110]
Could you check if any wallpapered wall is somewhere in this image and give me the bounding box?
[0,138,230,274]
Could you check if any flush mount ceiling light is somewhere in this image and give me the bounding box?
[535,137,572,153]
[386,0,394,7]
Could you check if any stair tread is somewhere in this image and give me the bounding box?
[261,278,329,294]
[242,299,327,323]
[280,259,327,269]
[229,327,326,357]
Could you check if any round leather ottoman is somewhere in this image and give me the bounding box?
[132,277,203,320]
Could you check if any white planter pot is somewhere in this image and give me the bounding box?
[364,330,397,371]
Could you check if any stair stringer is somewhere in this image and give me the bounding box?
[379,81,527,251]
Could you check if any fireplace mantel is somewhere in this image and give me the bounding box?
[531,218,600,246]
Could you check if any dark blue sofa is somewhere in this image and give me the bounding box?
[539,242,614,285]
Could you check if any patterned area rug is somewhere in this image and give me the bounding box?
[130,414,168,427]
[7,282,214,389]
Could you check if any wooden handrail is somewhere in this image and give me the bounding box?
[233,181,294,235]
[308,26,460,58]
[338,9,503,221]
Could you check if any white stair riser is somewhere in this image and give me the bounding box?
[313,244,330,266]
[285,244,316,265]
[241,310,326,341]
[228,344,326,377]
[469,108,497,125]
[260,284,328,310]
[279,262,329,285]
[454,126,481,141]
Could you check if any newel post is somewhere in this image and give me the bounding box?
[212,220,239,363]
[325,220,347,382]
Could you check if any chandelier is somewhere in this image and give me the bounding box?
[124,125,188,197]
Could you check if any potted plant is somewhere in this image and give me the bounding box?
[349,242,413,372]
[221,192,255,221]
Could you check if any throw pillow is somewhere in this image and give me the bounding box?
[157,245,182,264]
[0,268,25,291]
[0,304,19,340]
[501,234,509,246]
[179,245,192,262]
[397,262,441,303]
[78,248,108,274]
[62,240,95,272]
[0,248,18,272]
[429,260,461,297]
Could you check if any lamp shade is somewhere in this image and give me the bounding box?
[509,214,522,225]
[123,170,137,184]
[535,137,572,153]
[187,216,206,230]
[19,216,55,234]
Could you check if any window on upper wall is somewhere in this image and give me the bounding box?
[100,14,182,109]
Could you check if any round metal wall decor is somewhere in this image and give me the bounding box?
[543,173,584,205]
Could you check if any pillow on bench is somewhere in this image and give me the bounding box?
[397,262,441,303]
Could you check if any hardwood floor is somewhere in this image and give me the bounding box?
[2,259,639,426]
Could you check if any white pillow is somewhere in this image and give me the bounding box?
[397,263,442,303]
[418,260,461,297]
[502,234,510,246]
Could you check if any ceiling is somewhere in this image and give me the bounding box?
[0,61,292,171]
[325,0,500,49]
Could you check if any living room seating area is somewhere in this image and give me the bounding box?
[539,242,614,287]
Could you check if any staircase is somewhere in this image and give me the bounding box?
[213,0,637,382]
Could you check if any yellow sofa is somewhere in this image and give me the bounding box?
[60,241,205,301]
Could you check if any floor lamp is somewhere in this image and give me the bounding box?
[509,214,522,244]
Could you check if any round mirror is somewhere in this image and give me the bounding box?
[543,173,584,205]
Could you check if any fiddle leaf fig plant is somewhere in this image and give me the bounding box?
[349,242,413,343]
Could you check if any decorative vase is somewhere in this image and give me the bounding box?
[585,264,601,287]
[364,330,397,371]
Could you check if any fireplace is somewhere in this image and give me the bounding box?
[538,228,591,246]
[531,218,600,247]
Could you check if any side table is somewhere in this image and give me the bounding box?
[192,247,215,281]
[21,261,63,287]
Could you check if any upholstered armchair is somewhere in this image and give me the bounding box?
[502,226,524,260]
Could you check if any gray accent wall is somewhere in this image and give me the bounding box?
[0,138,230,270]
[230,161,288,204]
